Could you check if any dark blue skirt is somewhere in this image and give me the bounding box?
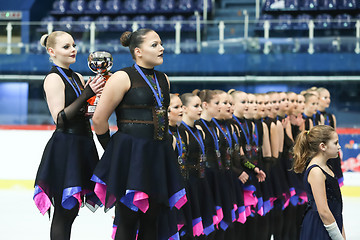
[34,131,100,215]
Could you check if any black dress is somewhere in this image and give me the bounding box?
[300,164,343,240]
[91,65,186,214]
[177,122,216,237]
[196,119,224,225]
[34,66,100,215]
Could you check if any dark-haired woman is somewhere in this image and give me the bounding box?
[33,31,104,240]
[90,29,186,240]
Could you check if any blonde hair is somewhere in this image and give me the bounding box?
[40,31,69,50]
[293,125,336,173]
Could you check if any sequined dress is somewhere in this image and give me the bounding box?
[300,164,343,240]
[91,65,186,215]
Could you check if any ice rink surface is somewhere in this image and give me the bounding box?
[0,188,359,239]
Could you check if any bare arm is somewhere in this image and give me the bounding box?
[262,122,272,157]
[44,73,65,123]
[277,120,284,153]
[270,123,279,158]
[92,71,131,135]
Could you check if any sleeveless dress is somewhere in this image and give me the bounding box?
[196,119,224,225]
[177,123,216,237]
[300,164,343,240]
[33,66,100,215]
[91,65,186,214]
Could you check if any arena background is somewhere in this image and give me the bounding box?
[0,0,360,238]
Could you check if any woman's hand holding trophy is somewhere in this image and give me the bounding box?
[86,51,113,117]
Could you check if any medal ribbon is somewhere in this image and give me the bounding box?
[55,65,81,97]
[181,121,205,155]
[134,64,163,108]
[233,115,250,146]
[313,113,317,126]
[200,119,220,152]
[169,129,183,158]
[212,118,232,148]
[252,122,259,146]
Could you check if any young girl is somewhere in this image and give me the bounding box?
[33,31,104,240]
[293,125,345,240]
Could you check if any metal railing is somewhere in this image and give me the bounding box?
[1,17,360,55]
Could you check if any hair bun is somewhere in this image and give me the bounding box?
[40,34,49,48]
[120,31,132,47]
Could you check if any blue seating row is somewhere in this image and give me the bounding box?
[39,14,201,32]
[257,13,360,30]
[263,0,358,12]
[51,0,212,15]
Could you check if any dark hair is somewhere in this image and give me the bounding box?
[196,89,217,103]
[292,125,336,173]
[180,93,196,106]
[120,28,154,60]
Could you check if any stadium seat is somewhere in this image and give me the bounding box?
[159,0,175,13]
[300,0,318,10]
[151,15,167,31]
[338,0,356,9]
[314,14,332,29]
[263,0,275,11]
[275,14,293,30]
[185,14,201,31]
[169,15,185,30]
[86,0,104,14]
[68,0,87,14]
[163,39,176,53]
[256,14,274,30]
[122,0,139,13]
[293,13,311,30]
[177,0,195,13]
[58,16,75,31]
[141,0,157,13]
[76,16,94,32]
[51,0,69,14]
[96,16,111,31]
[181,38,197,53]
[103,0,121,13]
[319,0,337,10]
[196,0,212,11]
[132,15,148,29]
[334,14,354,29]
[38,16,56,32]
[113,15,130,31]
[285,0,299,10]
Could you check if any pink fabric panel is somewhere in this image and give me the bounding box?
[193,221,204,237]
[175,194,187,210]
[133,191,149,213]
[243,190,258,207]
[94,183,107,206]
[34,191,51,215]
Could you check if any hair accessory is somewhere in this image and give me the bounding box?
[44,35,49,47]
[306,130,310,135]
